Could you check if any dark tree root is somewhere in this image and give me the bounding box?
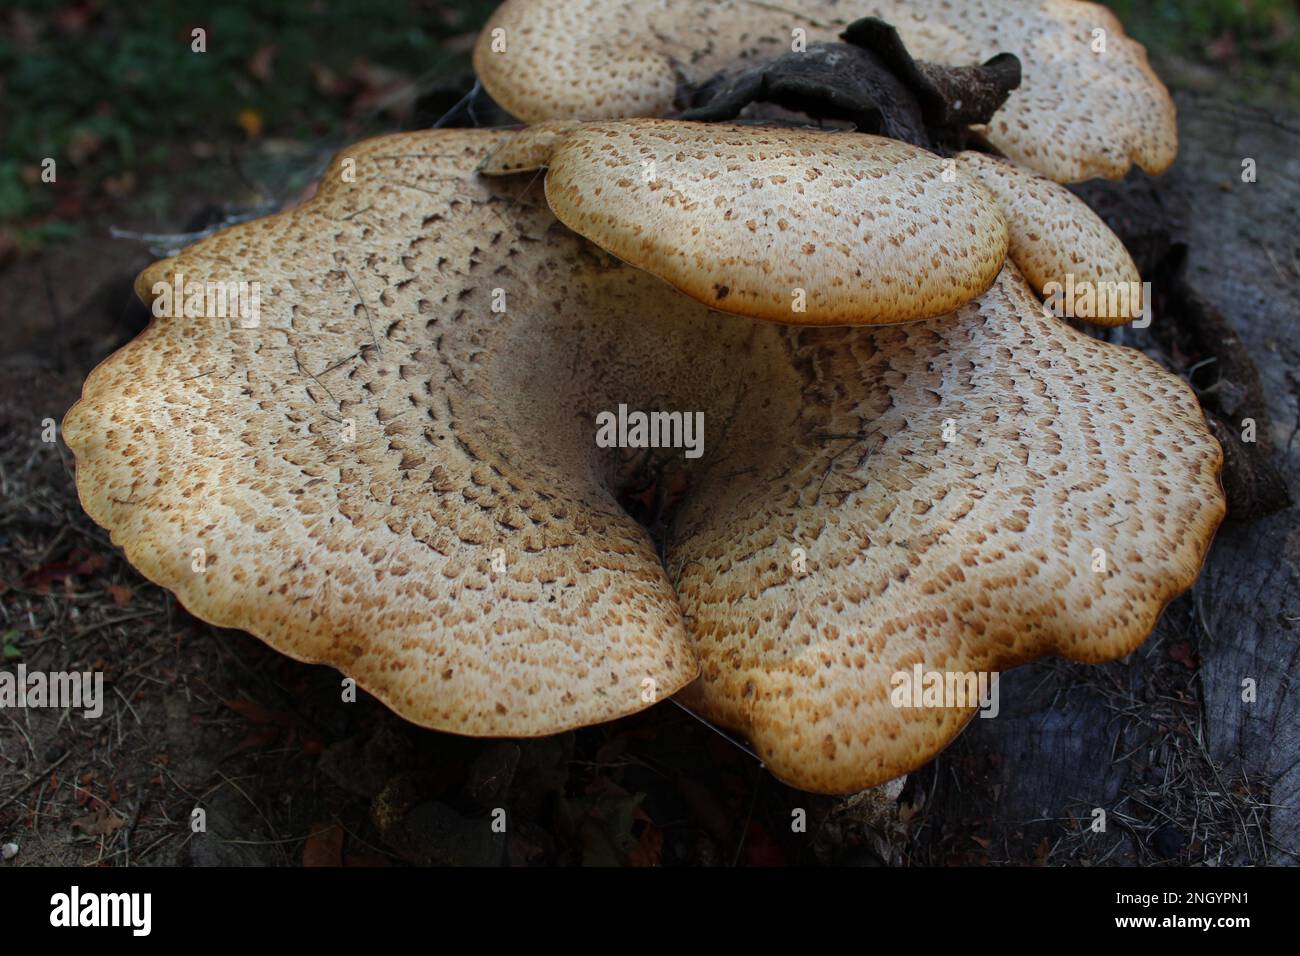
[838,18,1021,130]
[678,16,1021,154]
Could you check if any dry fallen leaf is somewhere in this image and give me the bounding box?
[66,128,103,164]
[223,696,298,754]
[107,584,134,607]
[1168,640,1198,670]
[72,807,125,837]
[21,550,108,592]
[626,807,663,867]
[248,43,276,83]
[1033,836,1052,865]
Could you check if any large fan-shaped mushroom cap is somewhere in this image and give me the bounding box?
[64,129,1222,792]
[63,130,703,738]
[670,264,1223,791]
[473,0,1177,182]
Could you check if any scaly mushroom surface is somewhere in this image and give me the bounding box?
[482,119,1144,328]
[503,119,1009,325]
[956,150,1144,324]
[473,0,1177,182]
[64,129,1224,792]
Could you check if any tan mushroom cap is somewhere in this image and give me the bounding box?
[63,130,704,739]
[518,119,1010,325]
[473,0,1177,183]
[956,150,1143,325]
[669,263,1224,793]
[64,129,1223,791]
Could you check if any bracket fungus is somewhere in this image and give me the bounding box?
[484,119,1010,324]
[473,0,1178,182]
[479,118,1144,328]
[955,150,1144,324]
[65,128,1225,793]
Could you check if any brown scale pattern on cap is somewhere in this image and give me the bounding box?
[64,130,1222,789]
[540,120,1008,325]
[474,0,1177,183]
[957,150,1142,325]
[668,265,1224,792]
[63,130,723,738]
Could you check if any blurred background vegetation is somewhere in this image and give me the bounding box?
[1,0,1298,258]
[1109,0,1300,99]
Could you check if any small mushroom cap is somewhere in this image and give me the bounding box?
[956,150,1143,325]
[535,119,1010,325]
[670,264,1224,793]
[473,0,1177,182]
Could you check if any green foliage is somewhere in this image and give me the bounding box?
[1109,0,1300,47]
[2,1,490,160]
[555,792,648,866]
[0,0,495,229]
[0,159,30,220]
[14,218,82,251]
[1105,0,1300,100]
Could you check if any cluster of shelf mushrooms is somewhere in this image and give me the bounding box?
[65,0,1225,794]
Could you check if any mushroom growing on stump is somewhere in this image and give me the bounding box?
[64,128,1225,793]
[955,150,1145,324]
[490,120,1011,324]
[473,0,1178,182]
[481,119,1149,328]
[667,263,1220,790]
